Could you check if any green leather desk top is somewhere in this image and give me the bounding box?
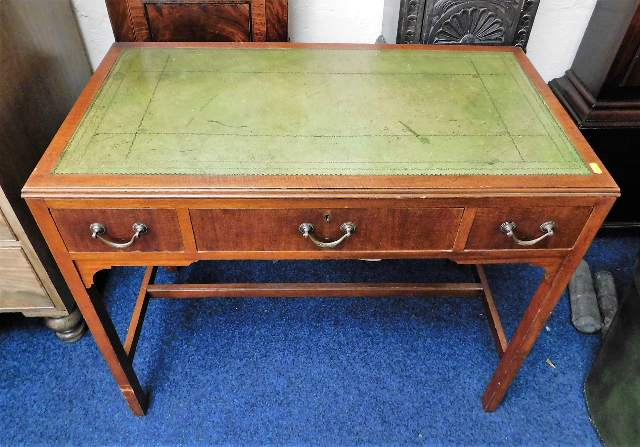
[54,47,589,176]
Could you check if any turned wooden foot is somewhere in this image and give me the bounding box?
[45,306,87,342]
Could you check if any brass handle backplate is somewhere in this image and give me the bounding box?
[500,221,556,246]
[298,222,356,249]
[89,222,148,249]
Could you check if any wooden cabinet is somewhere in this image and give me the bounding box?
[0,0,90,340]
[550,0,640,224]
[105,0,288,42]
[550,0,640,128]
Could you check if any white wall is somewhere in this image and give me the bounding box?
[70,0,114,70]
[71,0,597,82]
[527,0,598,82]
[382,0,401,44]
[289,0,385,43]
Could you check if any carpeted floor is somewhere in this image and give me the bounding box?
[1,235,639,446]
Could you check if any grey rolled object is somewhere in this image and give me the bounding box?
[569,260,603,334]
[594,271,618,336]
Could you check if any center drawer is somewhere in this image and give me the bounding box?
[190,208,464,252]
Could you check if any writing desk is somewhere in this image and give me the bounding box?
[23,43,619,416]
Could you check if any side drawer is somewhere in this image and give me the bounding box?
[0,246,53,310]
[50,208,183,252]
[465,207,592,250]
[190,208,464,252]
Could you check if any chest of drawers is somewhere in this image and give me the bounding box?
[0,0,91,341]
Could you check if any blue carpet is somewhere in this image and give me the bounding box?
[1,235,639,446]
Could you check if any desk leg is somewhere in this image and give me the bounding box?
[82,285,148,415]
[27,199,147,416]
[482,199,615,411]
[482,258,563,411]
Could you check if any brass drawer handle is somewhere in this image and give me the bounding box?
[298,222,356,249]
[89,222,148,249]
[500,221,556,246]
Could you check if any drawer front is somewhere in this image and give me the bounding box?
[191,208,464,252]
[466,207,592,250]
[0,211,15,241]
[0,247,52,309]
[51,209,183,252]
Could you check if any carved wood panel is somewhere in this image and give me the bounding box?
[397,0,539,50]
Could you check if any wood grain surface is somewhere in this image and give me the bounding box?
[51,208,183,252]
[190,207,463,251]
[465,206,593,250]
[146,282,485,298]
[266,0,288,41]
[105,0,288,43]
[146,3,251,42]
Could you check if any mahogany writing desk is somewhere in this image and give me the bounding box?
[23,43,619,416]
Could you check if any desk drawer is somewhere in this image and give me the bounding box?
[51,209,183,252]
[190,208,463,252]
[466,207,592,250]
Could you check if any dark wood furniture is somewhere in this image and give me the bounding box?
[573,129,640,225]
[397,0,539,49]
[23,42,618,416]
[550,0,640,225]
[550,0,640,128]
[0,0,90,340]
[105,0,288,42]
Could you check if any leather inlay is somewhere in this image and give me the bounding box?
[54,47,589,176]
